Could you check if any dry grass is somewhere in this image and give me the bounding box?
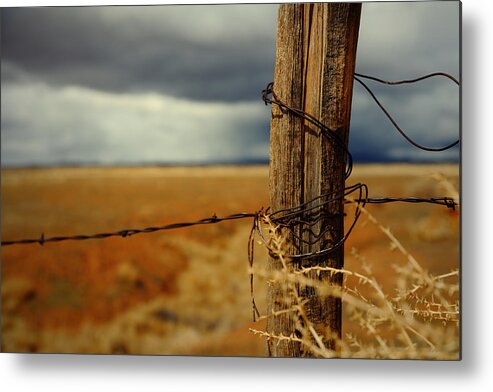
[1,164,459,357]
[249,174,459,359]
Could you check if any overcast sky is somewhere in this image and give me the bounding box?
[0,1,460,167]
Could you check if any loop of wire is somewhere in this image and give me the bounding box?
[353,72,460,152]
[262,82,354,180]
[266,183,366,260]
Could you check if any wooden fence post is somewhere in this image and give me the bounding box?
[267,2,361,357]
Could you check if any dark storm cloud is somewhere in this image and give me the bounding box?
[1,2,460,166]
[355,2,459,78]
[1,5,278,102]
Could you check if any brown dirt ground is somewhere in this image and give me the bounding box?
[1,164,459,355]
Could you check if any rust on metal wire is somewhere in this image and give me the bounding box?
[1,192,457,248]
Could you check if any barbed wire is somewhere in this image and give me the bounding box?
[356,196,457,209]
[0,212,258,246]
[1,193,457,248]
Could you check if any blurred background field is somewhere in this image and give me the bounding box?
[1,163,459,356]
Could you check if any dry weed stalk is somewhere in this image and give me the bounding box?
[250,187,459,360]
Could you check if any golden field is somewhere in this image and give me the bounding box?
[1,164,459,356]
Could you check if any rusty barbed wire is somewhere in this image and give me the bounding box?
[1,193,457,248]
[355,196,457,209]
[1,212,258,246]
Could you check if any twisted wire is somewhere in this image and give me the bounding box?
[262,82,353,179]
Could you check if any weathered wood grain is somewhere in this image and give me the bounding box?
[267,3,361,357]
